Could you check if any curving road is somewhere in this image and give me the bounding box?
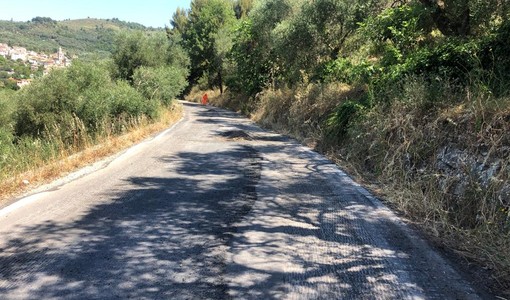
[0,102,484,299]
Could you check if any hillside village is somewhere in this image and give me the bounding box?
[0,43,71,87]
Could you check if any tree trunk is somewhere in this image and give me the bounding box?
[218,70,223,94]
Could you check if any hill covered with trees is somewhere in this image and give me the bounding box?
[0,17,161,58]
[171,0,510,294]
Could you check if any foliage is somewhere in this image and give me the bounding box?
[234,0,255,19]
[13,57,183,144]
[107,80,156,120]
[177,0,237,93]
[362,3,433,56]
[169,8,189,35]
[31,17,57,25]
[227,19,270,95]
[1,23,190,183]
[417,0,509,37]
[479,20,510,96]
[111,30,190,103]
[133,66,188,105]
[0,90,15,136]
[112,31,168,82]
[0,56,33,90]
[318,58,376,84]
[325,96,369,143]
[227,0,385,94]
[15,61,111,139]
[227,0,300,94]
[0,18,160,58]
[276,0,383,84]
[175,0,510,286]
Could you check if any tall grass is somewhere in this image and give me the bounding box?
[206,76,510,290]
[343,77,510,283]
[0,104,182,199]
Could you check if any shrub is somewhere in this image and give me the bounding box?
[319,58,376,85]
[133,66,188,106]
[77,86,113,132]
[109,80,157,121]
[479,20,510,96]
[324,94,369,144]
[14,60,159,141]
[361,3,433,56]
[0,127,14,175]
[403,40,479,83]
[14,62,114,140]
[15,68,80,138]
[0,90,15,131]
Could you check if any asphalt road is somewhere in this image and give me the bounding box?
[0,101,484,299]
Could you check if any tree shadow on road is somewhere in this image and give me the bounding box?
[0,102,478,299]
[0,145,261,299]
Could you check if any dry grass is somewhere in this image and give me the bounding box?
[0,104,182,203]
[342,80,510,292]
[202,83,364,147]
[204,78,510,294]
[185,87,222,104]
[252,83,365,145]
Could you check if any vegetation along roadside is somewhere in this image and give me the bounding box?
[0,29,190,202]
[1,0,509,296]
[177,0,510,296]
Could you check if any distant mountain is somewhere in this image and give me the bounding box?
[0,17,162,59]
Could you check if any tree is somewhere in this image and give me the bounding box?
[234,0,255,19]
[416,0,510,36]
[227,0,298,94]
[111,30,190,105]
[180,0,237,93]
[228,0,384,92]
[169,7,189,36]
[111,31,188,84]
[133,65,188,105]
[31,17,56,25]
[111,31,156,82]
[418,0,471,36]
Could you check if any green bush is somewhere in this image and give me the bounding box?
[479,20,510,96]
[362,3,432,55]
[404,40,479,82]
[109,80,157,120]
[14,60,159,141]
[319,58,376,84]
[0,90,15,131]
[133,66,188,106]
[77,86,113,131]
[15,68,80,138]
[0,127,14,174]
[364,39,479,106]
[324,93,369,143]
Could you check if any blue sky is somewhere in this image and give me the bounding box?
[0,0,192,28]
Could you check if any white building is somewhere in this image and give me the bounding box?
[10,46,28,61]
[0,43,9,58]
